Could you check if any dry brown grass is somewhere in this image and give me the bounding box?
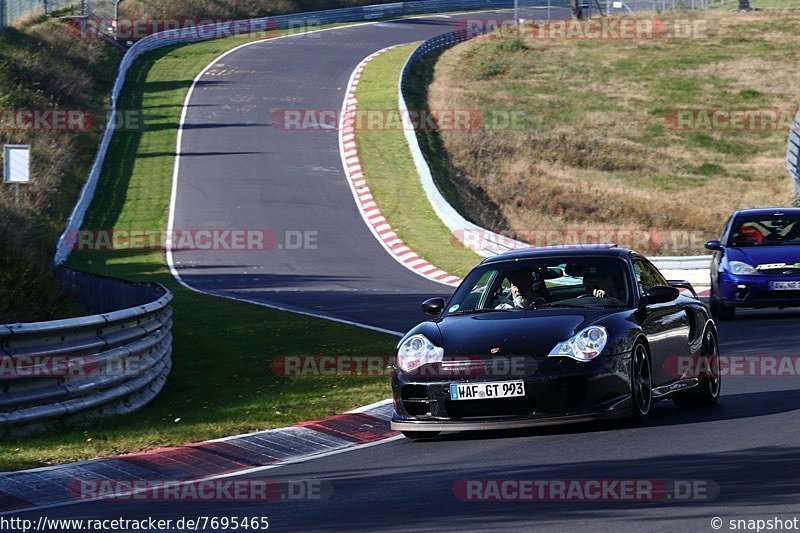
[0,18,121,321]
[425,11,800,255]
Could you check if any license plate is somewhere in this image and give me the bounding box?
[771,281,800,291]
[450,381,525,401]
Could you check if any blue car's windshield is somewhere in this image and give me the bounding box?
[447,257,633,315]
[728,215,800,247]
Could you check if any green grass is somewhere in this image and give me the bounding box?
[0,27,397,472]
[353,45,483,278]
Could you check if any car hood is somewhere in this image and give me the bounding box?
[437,309,611,357]
[726,245,800,267]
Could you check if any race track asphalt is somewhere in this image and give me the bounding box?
[10,9,800,531]
[13,309,800,531]
[167,13,527,333]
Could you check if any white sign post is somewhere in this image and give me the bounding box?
[3,145,31,206]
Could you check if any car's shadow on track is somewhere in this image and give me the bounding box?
[414,388,800,443]
[294,445,800,530]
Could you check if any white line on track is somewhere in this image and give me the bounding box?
[163,11,515,334]
[165,22,411,337]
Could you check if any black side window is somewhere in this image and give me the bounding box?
[634,258,667,293]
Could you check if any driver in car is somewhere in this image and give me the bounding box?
[495,270,542,309]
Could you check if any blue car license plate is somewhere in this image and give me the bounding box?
[771,281,800,291]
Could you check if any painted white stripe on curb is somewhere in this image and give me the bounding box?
[337,45,461,289]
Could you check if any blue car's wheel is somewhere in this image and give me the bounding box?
[710,290,735,321]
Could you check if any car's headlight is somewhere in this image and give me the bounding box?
[548,326,608,362]
[397,334,444,372]
[728,261,758,275]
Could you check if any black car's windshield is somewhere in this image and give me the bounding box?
[727,214,800,247]
[446,256,633,315]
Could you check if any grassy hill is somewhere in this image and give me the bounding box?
[419,11,800,255]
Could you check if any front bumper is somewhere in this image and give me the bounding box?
[718,272,800,308]
[391,352,632,432]
[391,409,631,432]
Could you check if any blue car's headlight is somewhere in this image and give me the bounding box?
[728,261,758,275]
[548,326,608,362]
[397,334,444,372]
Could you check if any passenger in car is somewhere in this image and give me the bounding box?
[582,272,618,299]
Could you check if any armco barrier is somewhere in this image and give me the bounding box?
[53,0,522,264]
[788,110,800,198]
[397,23,712,272]
[0,268,172,437]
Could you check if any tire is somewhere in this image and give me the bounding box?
[710,293,735,321]
[630,342,652,422]
[673,330,721,408]
[401,431,440,440]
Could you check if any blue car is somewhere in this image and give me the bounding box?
[706,208,800,320]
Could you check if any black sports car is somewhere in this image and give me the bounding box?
[391,245,720,439]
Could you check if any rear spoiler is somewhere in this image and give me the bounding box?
[667,280,698,298]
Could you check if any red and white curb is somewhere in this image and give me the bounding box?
[337,49,712,297]
[339,46,461,288]
[0,400,397,514]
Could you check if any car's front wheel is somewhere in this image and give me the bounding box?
[673,330,721,408]
[630,342,652,422]
[401,431,440,440]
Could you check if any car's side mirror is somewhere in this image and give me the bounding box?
[644,285,680,305]
[705,240,723,252]
[667,280,697,298]
[421,297,446,316]
[543,267,563,280]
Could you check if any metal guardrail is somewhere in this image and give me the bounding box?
[0,267,172,437]
[788,111,800,200]
[399,25,531,258]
